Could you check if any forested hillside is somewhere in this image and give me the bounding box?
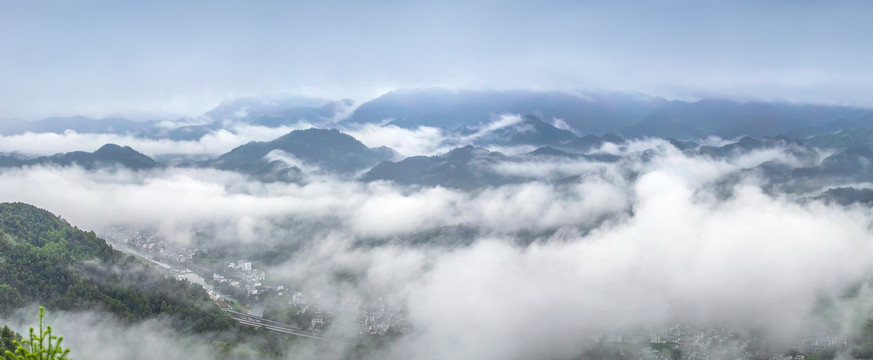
[0,203,233,332]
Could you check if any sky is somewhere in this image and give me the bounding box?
[1,0,873,119]
[4,3,873,357]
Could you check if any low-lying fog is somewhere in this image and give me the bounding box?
[2,120,873,360]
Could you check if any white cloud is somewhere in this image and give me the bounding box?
[0,134,871,359]
[0,123,309,157]
[385,173,873,360]
[341,123,449,157]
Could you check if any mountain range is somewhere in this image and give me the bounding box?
[5,89,873,141]
[3,87,873,194]
[3,122,873,193]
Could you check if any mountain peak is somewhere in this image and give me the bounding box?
[90,143,158,170]
[211,128,394,178]
[0,144,158,170]
[93,143,127,155]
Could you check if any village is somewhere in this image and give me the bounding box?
[100,228,848,354]
[100,227,407,337]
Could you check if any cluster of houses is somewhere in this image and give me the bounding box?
[102,227,202,264]
[102,227,406,338]
[289,291,405,335]
[353,302,403,336]
[213,259,269,299]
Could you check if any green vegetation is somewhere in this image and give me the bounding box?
[852,320,873,359]
[0,326,22,359]
[212,281,248,302]
[649,342,681,360]
[570,343,636,360]
[262,303,298,327]
[0,202,233,333]
[803,348,837,360]
[0,202,389,358]
[4,307,71,360]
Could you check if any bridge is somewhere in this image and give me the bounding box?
[224,310,367,346]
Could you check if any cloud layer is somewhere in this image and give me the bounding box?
[2,134,873,359]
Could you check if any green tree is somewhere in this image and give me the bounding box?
[5,307,71,360]
[0,285,24,316]
[0,203,234,333]
[1,325,20,358]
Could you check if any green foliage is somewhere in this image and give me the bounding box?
[570,343,635,360]
[4,307,71,360]
[212,281,247,301]
[803,348,837,360]
[0,285,24,316]
[262,301,298,327]
[649,342,681,360]
[1,325,22,359]
[0,203,234,333]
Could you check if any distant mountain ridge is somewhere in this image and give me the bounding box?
[345,89,873,139]
[361,145,511,189]
[0,144,158,170]
[804,128,873,149]
[204,95,330,121]
[472,115,578,147]
[6,89,873,142]
[347,88,663,134]
[2,121,873,191]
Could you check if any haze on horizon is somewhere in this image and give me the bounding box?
[1,0,872,120]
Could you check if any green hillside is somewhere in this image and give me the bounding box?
[0,202,233,332]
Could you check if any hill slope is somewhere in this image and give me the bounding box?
[208,128,394,179]
[473,115,579,147]
[361,145,511,189]
[0,203,232,332]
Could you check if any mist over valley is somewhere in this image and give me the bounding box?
[3,1,873,359]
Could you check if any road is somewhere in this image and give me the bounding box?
[111,244,364,345]
[110,244,240,302]
[115,246,173,269]
[225,310,367,346]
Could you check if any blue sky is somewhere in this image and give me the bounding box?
[1,0,872,119]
